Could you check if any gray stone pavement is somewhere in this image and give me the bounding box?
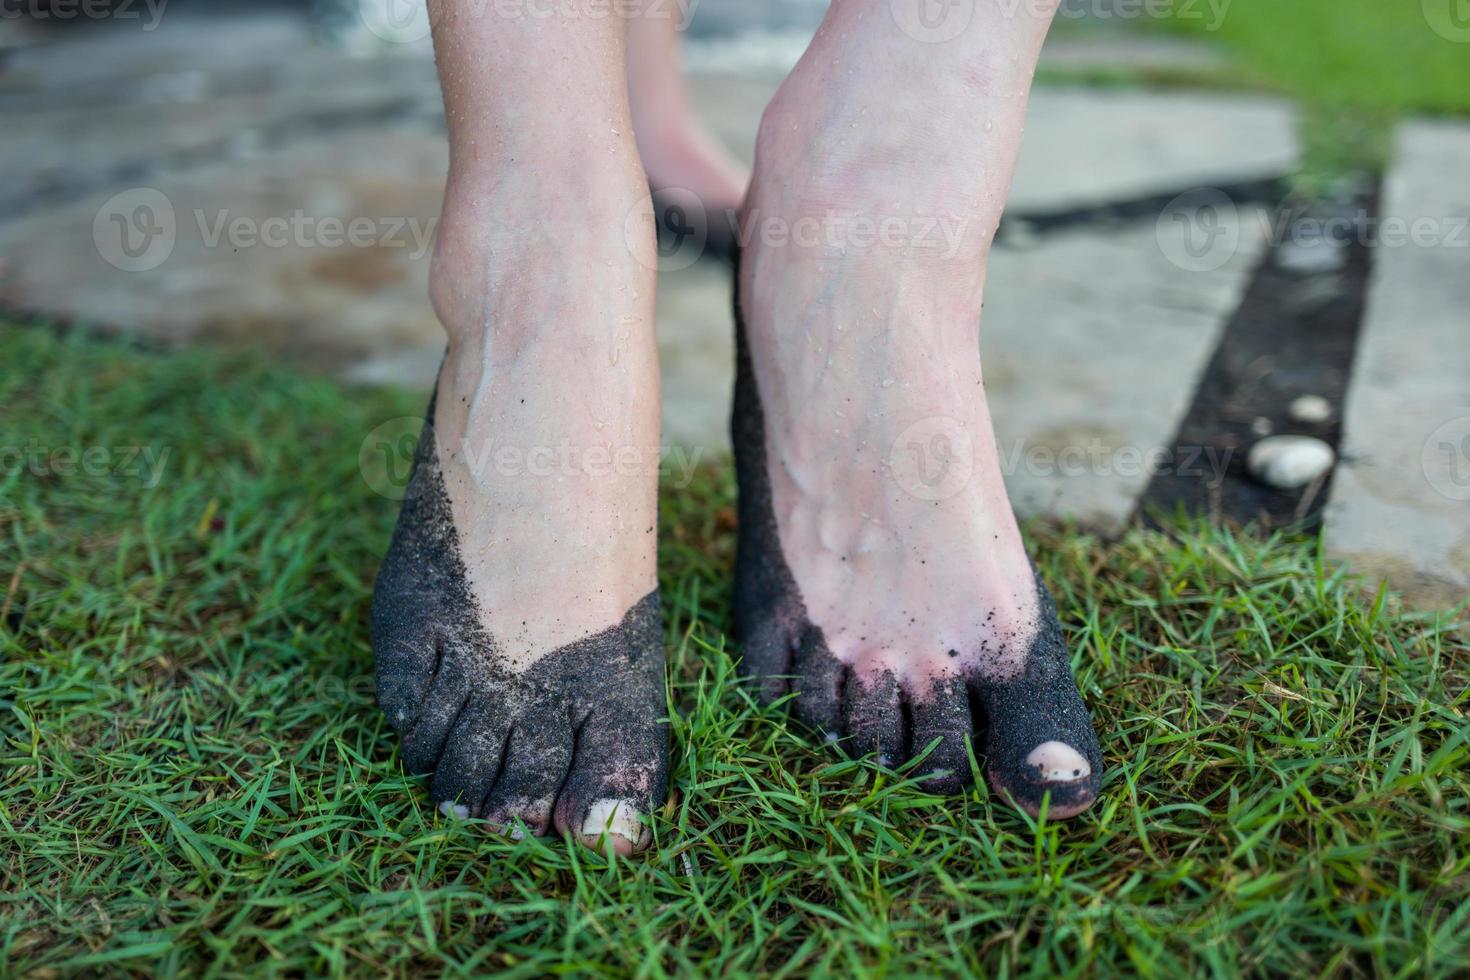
[1324,121,1470,609]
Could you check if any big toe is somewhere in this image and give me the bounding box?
[987,739,1098,819]
[554,706,667,855]
[979,679,1102,820]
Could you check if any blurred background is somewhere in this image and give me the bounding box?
[2,0,1467,603]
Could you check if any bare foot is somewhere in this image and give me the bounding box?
[373,0,669,852]
[731,0,1100,818]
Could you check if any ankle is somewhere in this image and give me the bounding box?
[430,170,655,350]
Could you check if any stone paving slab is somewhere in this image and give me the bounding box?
[1008,90,1296,213]
[1324,121,1470,609]
[984,212,1271,529]
[0,126,448,361]
[684,74,1299,213]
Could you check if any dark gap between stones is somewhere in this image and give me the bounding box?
[1135,185,1379,531]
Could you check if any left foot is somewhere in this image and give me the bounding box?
[730,4,1101,818]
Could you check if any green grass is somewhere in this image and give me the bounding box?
[2,323,1468,976]
[1160,0,1470,117]
[1043,0,1470,183]
[1161,0,1470,183]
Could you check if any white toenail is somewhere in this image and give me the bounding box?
[580,799,645,846]
[508,826,527,841]
[438,801,470,820]
[1025,741,1091,782]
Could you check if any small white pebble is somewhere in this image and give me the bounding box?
[1289,394,1333,424]
[1248,435,1335,489]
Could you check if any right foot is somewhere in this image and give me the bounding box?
[372,167,668,855]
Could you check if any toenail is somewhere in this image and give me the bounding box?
[1025,741,1091,782]
[579,799,646,851]
[438,801,470,820]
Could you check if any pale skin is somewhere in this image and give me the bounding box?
[386,0,1096,854]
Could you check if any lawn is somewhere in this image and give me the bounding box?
[1047,0,1470,180]
[1160,0,1470,116]
[2,323,1468,976]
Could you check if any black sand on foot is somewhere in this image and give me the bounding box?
[370,393,668,844]
[729,259,1102,816]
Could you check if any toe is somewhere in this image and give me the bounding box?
[480,718,574,837]
[842,670,905,766]
[554,704,667,855]
[908,678,975,793]
[976,673,1102,820]
[791,626,845,736]
[735,614,796,704]
[397,649,472,775]
[430,703,507,817]
[372,607,441,733]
